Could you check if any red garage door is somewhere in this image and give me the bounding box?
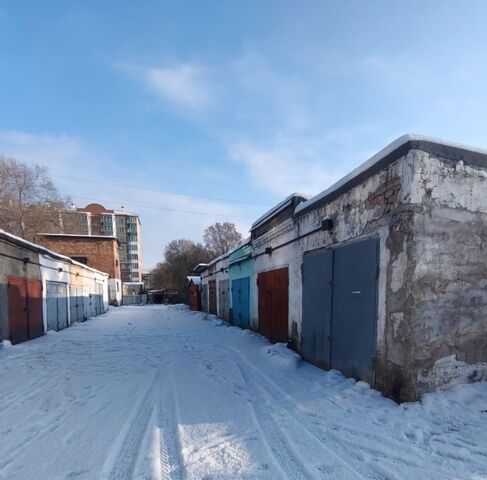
[257,268,289,343]
[8,276,43,345]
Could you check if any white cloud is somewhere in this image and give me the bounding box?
[120,62,212,112]
[229,137,343,198]
[144,64,211,110]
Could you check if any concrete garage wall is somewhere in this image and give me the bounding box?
[389,151,487,399]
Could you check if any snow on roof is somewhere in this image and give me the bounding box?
[186,276,201,285]
[295,133,487,217]
[251,193,309,231]
[0,229,109,277]
[226,236,251,257]
[193,263,209,274]
[207,251,230,267]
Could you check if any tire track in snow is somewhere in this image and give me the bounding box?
[100,369,161,480]
[225,343,466,480]
[235,362,312,480]
[220,344,383,480]
[157,372,185,480]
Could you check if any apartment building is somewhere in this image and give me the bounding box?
[60,203,143,282]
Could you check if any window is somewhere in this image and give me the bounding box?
[71,256,88,265]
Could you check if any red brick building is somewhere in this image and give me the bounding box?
[59,203,143,282]
[36,233,122,304]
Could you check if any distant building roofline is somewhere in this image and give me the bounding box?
[251,193,309,231]
[37,233,120,243]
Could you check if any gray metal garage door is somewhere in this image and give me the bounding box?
[301,237,379,384]
[69,286,85,323]
[95,283,104,315]
[331,237,378,384]
[301,249,333,370]
[46,281,68,331]
[218,279,230,321]
[201,284,208,313]
[84,291,92,320]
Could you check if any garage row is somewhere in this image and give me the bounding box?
[193,135,487,402]
[0,230,109,345]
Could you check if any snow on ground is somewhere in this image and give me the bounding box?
[0,305,486,480]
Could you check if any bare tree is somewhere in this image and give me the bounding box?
[203,222,243,257]
[0,156,69,241]
[150,239,211,294]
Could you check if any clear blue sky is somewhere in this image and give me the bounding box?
[1,1,487,269]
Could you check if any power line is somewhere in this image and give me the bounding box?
[70,195,256,220]
[56,175,269,207]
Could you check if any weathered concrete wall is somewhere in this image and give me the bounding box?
[0,241,42,341]
[400,151,487,399]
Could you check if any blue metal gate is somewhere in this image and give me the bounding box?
[232,277,250,329]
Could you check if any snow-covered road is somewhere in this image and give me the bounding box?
[0,305,486,480]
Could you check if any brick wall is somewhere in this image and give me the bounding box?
[367,176,402,209]
[37,236,121,279]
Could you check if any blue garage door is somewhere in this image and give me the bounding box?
[232,277,250,329]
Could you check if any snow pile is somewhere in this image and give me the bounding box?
[263,342,301,370]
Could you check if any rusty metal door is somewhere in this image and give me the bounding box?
[301,249,333,369]
[8,277,43,344]
[208,280,217,315]
[331,237,379,384]
[258,268,288,343]
[8,277,29,344]
[218,279,230,321]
